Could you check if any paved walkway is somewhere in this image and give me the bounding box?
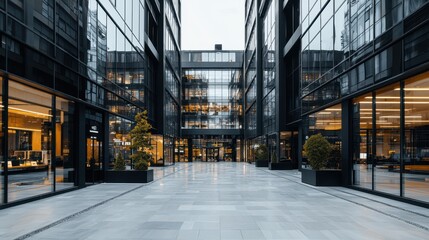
[1,162,429,240]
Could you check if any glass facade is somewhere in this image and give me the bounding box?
[244,0,257,141]
[182,69,242,129]
[262,1,276,135]
[0,0,177,205]
[108,115,133,170]
[299,0,429,204]
[182,50,243,162]
[352,72,429,202]
[164,0,181,165]
[4,79,77,202]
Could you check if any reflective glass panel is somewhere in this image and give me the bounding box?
[404,72,429,202]
[8,81,53,202]
[374,83,400,195]
[352,93,373,190]
[55,97,76,191]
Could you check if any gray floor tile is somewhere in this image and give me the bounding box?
[0,163,426,240]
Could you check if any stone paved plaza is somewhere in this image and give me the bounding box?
[1,162,429,240]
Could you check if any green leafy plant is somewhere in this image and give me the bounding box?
[303,134,332,170]
[255,144,269,161]
[130,111,152,171]
[113,152,126,171]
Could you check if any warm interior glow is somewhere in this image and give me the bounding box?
[380,115,422,119]
[395,88,429,91]
[8,127,42,132]
[360,101,429,104]
[8,106,52,117]
[366,96,429,99]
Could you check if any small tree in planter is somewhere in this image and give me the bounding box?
[106,111,154,183]
[303,134,331,170]
[130,111,152,171]
[113,152,126,171]
[254,144,269,167]
[302,134,341,186]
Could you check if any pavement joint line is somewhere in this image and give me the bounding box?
[260,168,429,232]
[13,163,193,240]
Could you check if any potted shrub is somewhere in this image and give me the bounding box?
[106,111,154,183]
[113,152,126,171]
[301,134,341,186]
[254,144,269,167]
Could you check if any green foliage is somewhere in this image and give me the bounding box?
[255,144,269,161]
[130,111,153,171]
[303,134,332,170]
[132,152,150,171]
[113,152,126,171]
[130,111,152,151]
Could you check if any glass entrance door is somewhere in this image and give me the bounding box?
[86,136,102,184]
[206,148,219,162]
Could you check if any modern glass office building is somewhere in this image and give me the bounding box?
[244,0,299,169]
[245,0,429,205]
[0,0,180,207]
[181,49,243,162]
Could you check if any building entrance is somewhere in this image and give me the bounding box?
[205,147,220,162]
[85,116,103,184]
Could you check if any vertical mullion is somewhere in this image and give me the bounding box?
[52,96,56,192]
[2,75,9,204]
[372,91,376,191]
[400,81,405,197]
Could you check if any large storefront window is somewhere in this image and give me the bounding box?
[55,97,76,191]
[352,71,429,203]
[280,131,298,167]
[404,73,429,202]
[374,84,401,196]
[164,136,175,166]
[148,135,164,166]
[353,86,402,195]
[109,116,133,170]
[8,81,53,202]
[246,137,263,163]
[352,93,373,190]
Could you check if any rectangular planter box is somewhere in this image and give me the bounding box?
[269,161,293,170]
[255,159,268,167]
[301,168,341,186]
[105,169,154,183]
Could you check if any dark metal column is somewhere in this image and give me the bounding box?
[341,100,353,186]
[76,103,86,187]
[51,96,56,192]
[103,112,110,180]
[2,75,9,204]
[232,138,237,162]
[187,139,193,162]
[400,81,405,197]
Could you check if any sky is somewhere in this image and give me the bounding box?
[181,0,245,51]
